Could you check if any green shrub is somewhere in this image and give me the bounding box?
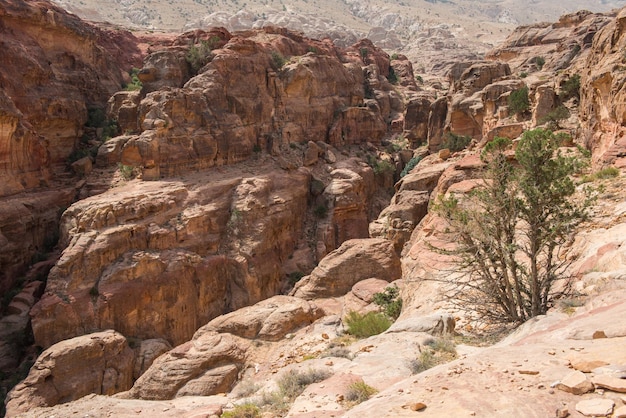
[387,67,398,84]
[400,156,422,177]
[508,86,530,115]
[118,163,135,180]
[440,132,471,152]
[373,285,402,319]
[344,311,391,338]
[270,51,287,70]
[581,166,620,183]
[124,67,143,91]
[534,56,545,70]
[409,337,457,374]
[345,381,377,404]
[186,38,219,73]
[391,53,399,60]
[560,74,581,100]
[519,71,528,78]
[221,403,261,418]
[373,160,394,175]
[539,105,570,129]
[277,369,331,400]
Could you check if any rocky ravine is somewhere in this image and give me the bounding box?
[4,3,626,418]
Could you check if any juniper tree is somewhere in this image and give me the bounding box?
[435,129,591,324]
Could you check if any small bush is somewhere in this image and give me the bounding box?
[373,160,394,175]
[118,163,135,180]
[287,271,305,286]
[539,105,570,129]
[508,86,530,115]
[560,74,581,101]
[409,349,436,373]
[372,285,402,319]
[277,369,331,400]
[534,56,545,70]
[186,40,215,73]
[124,67,143,91]
[321,346,352,359]
[391,53,399,60]
[400,156,422,177]
[345,381,377,404]
[314,204,328,219]
[387,67,398,84]
[344,311,391,338]
[221,403,261,418]
[440,132,471,152]
[270,51,287,70]
[409,337,457,374]
[519,71,528,78]
[581,166,620,183]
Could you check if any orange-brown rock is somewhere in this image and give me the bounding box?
[103,28,414,178]
[5,330,134,416]
[291,238,401,300]
[195,295,322,342]
[128,332,249,400]
[579,7,626,167]
[31,168,310,349]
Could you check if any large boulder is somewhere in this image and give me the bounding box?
[195,295,323,341]
[291,238,401,299]
[5,330,134,416]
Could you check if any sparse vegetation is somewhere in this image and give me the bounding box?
[434,131,593,324]
[440,132,471,152]
[270,51,287,70]
[314,203,328,219]
[373,285,402,320]
[117,163,135,180]
[345,380,377,404]
[580,166,620,183]
[534,56,545,70]
[387,66,398,84]
[539,105,570,129]
[409,337,457,373]
[186,36,221,73]
[124,67,143,91]
[276,368,331,400]
[560,74,581,101]
[400,156,422,177]
[320,346,352,359]
[508,85,530,115]
[287,271,305,286]
[221,403,261,418]
[344,311,392,338]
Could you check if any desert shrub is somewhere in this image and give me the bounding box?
[314,204,328,218]
[344,311,391,338]
[387,66,398,84]
[534,56,545,70]
[400,156,422,177]
[345,381,377,404]
[277,368,331,400]
[124,67,143,91]
[539,105,570,129]
[270,51,287,70]
[560,74,581,100]
[117,163,135,180]
[409,337,457,374]
[373,285,402,319]
[519,71,528,78]
[440,132,471,152]
[221,403,261,418]
[391,53,399,60]
[508,86,530,115]
[580,166,619,183]
[287,271,305,286]
[320,346,352,359]
[374,160,394,175]
[186,37,220,73]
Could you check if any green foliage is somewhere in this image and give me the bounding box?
[560,74,581,101]
[508,86,530,115]
[387,66,398,84]
[344,311,391,338]
[276,369,331,400]
[374,160,394,175]
[580,166,620,183]
[391,53,399,60]
[409,337,457,373]
[534,56,545,70]
[440,132,471,152]
[359,47,368,62]
[345,381,377,404]
[117,163,135,180]
[314,204,328,219]
[539,105,570,129]
[221,403,261,418]
[434,129,593,324]
[270,51,287,70]
[373,285,402,319]
[124,67,143,91]
[400,156,422,177]
[415,74,423,83]
[519,71,528,78]
[186,38,219,73]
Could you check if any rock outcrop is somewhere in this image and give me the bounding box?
[291,238,401,299]
[5,330,134,416]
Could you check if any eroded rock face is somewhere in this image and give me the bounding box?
[579,8,626,167]
[128,332,249,400]
[31,169,310,348]
[5,330,134,416]
[104,28,413,179]
[291,238,401,299]
[195,295,322,342]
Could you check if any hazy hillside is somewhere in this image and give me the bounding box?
[52,0,626,73]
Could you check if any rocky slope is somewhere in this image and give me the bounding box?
[3,2,626,418]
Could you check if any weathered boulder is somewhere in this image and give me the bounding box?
[387,314,456,336]
[195,295,323,342]
[556,370,595,395]
[291,238,401,299]
[133,339,172,380]
[5,330,134,416]
[128,332,249,400]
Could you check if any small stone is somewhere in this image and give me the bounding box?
[592,330,607,339]
[336,394,344,402]
[555,408,569,418]
[592,375,626,393]
[321,333,329,339]
[519,370,540,375]
[325,361,334,366]
[556,371,594,395]
[410,402,427,411]
[571,360,610,373]
[438,148,451,160]
[575,398,614,417]
[548,350,556,356]
[614,405,626,418]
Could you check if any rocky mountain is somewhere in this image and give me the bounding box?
[50,0,626,74]
[2,0,626,417]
